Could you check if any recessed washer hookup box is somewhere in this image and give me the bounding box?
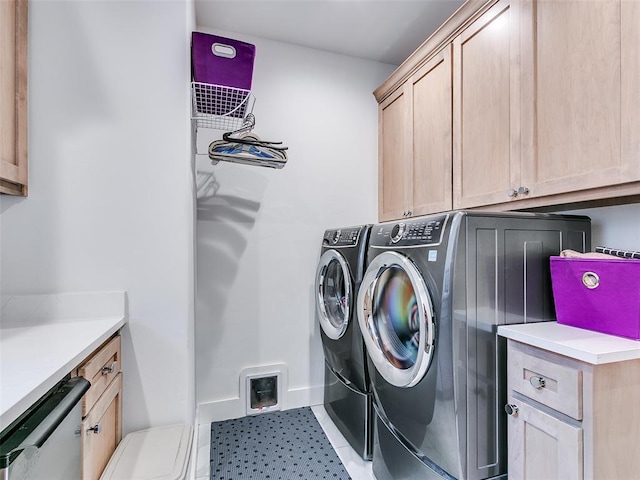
[550,256,640,340]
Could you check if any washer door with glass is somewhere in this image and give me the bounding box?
[357,251,435,388]
[315,249,353,340]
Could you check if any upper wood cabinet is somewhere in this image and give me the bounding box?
[378,46,453,222]
[518,0,640,201]
[453,0,520,209]
[0,0,28,196]
[376,0,640,218]
[621,0,640,180]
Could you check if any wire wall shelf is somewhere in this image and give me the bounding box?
[191,82,255,131]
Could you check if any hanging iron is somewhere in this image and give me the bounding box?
[208,114,288,169]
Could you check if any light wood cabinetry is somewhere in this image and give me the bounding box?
[379,87,409,221]
[518,0,640,203]
[620,0,640,182]
[0,0,28,196]
[453,0,520,209]
[505,339,640,480]
[378,46,452,221]
[375,0,640,219]
[75,335,123,480]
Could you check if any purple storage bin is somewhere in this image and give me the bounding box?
[192,32,255,90]
[550,256,640,339]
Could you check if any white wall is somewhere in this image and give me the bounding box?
[194,28,395,420]
[562,203,640,250]
[0,0,195,433]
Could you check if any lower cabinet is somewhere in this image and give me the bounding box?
[75,334,123,480]
[81,374,123,480]
[507,394,583,480]
[505,339,640,480]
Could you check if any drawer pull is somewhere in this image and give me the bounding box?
[101,362,117,375]
[504,404,519,417]
[530,376,546,389]
[87,423,102,435]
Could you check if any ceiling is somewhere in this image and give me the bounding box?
[195,0,466,66]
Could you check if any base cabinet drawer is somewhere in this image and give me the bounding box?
[77,335,121,417]
[507,342,582,420]
[81,372,123,480]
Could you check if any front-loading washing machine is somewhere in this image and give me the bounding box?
[357,211,591,480]
[315,224,373,460]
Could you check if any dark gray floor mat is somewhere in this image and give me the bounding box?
[210,406,351,479]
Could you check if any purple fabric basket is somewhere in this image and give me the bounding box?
[191,32,255,90]
[550,256,640,339]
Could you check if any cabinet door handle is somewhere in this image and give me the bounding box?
[406,210,412,217]
[504,404,519,417]
[101,362,116,375]
[87,423,102,435]
[518,186,530,195]
[530,376,546,389]
[507,189,518,198]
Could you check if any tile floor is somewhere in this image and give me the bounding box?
[194,404,375,480]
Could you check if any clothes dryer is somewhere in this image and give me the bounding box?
[315,225,373,460]
[357,211,591,480]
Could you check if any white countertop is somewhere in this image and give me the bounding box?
[0,292,126,430]
[498,322,640,365]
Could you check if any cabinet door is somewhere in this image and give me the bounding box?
[621,0,640,177]
[411,45,453,216]
[453,0,521,209]
[0,0,27,196]
[507,396,583,480]
[82,373,123,480]
[379,86,411,222]
[520,0,637,197]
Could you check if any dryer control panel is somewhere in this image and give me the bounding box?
[323,227,363,247]
[372,214,449,247]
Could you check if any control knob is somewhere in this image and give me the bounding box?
[390,223,405,244]
[331,230,341,244]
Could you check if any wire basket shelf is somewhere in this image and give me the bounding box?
[191,82,255,131]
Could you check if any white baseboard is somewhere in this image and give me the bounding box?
[197,384,324,425]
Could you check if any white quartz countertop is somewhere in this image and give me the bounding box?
[0,291,126,430]
[498,322,640,365]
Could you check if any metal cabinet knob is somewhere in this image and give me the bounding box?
[101,362,116,375]
[518,186,530,195]
[530,376,546,389]
[87,423,102,435]
[406,210,412,217]
[507,189,518,198]
[504,404,519,416]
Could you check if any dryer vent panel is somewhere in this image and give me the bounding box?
[240,364,287,416]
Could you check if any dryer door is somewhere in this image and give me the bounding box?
[315,249,353,340]
[358,251,435,388]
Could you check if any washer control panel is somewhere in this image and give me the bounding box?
[372,214,449,247]
[323,227,362,247]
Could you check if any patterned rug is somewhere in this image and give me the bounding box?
[210,407,351,479]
